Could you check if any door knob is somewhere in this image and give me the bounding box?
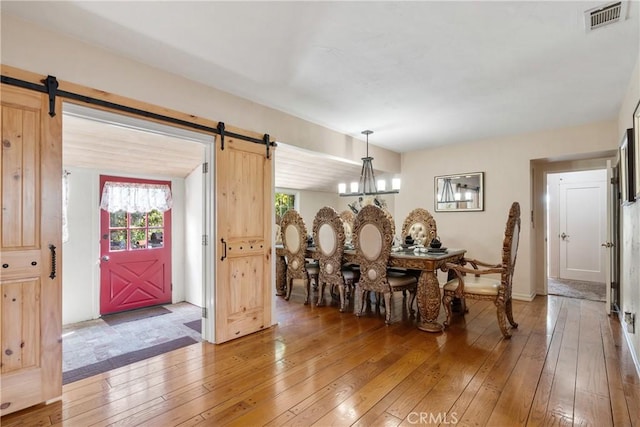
[601,242,614,248]
[101,256,110,262]
[560,232,569,240]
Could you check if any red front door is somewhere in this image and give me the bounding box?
[99,176,172,315]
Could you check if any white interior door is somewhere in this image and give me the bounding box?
[559,178,607,282]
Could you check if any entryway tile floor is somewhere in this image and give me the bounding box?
[62,302,202,382]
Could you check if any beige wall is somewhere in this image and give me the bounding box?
[617,56,640,369]
[397,120,617,300]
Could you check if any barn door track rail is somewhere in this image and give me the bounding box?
[1,74,276,157]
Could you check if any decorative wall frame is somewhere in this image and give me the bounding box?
[619,128,635,205]
[633,99,640,198]
[434,172,484,212]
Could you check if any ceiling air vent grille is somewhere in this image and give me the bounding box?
[585,2,627,31]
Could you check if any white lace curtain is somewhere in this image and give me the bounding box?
[100,181,173,213]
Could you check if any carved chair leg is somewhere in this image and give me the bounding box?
[375,292,383,313]
[442,293,453,327]
[316,280,326,307]
[495,301,511,338]
[364,290,372,313]
[338,282,347,313]
[309,270,318,290]
[342,279,352,305]
[303,278,310,305]
[329,283,338,303]
[408,288,417,316]
[384,292,392,324]
[505,298,518,328]
[284,277,293,301]
[355,286,367,317]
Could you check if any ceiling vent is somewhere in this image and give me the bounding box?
[584,1,628,31]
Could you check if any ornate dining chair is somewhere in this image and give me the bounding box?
[441,202,521,338]
[313,207,360,311]
[339,210,356,245]
[353,205,417,324]
[394,207,438,312]
[281,209,319,304]
[401,208,437,246]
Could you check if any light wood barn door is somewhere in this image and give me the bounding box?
[0,84,62,415]
[215,137,272,343]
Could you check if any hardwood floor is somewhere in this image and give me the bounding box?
[2,292,639,426]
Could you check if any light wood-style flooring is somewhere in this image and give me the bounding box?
[2,292,639,426]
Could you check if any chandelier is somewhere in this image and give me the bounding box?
[338,130,400,197]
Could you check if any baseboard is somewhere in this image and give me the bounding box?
[512,291,536,302]
[619,312,640,380]
[45,395,62,405]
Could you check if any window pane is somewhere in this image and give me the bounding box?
[110,230,127,251]
[148,209,163,227]
[275,193,296,223]
[110,211,127,228]
[130,229,147,249]
[130,212,146,228]
[149,229,164,248]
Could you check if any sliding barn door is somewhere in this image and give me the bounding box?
[215,137,273,343]
[0,84,62,415]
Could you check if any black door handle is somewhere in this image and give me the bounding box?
[49,244,57,279]
[221,238,227,261]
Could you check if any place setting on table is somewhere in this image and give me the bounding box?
[391,234,448,255]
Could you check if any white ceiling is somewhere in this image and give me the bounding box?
[3,1,638,187]
[63,112,206,179]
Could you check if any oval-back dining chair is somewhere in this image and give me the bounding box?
[339,210,356,245]
[401,208,437,246]
[313,207,359,311]
[353,205,417,324]
[281,209,319,304]
[441,201,521,338]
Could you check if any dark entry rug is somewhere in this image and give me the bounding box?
[62,336,197,384]
[184,319,202,333]
[101,305,171,326]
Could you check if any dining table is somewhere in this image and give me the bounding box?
[275,245,466,332]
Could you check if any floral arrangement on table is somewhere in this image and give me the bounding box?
[347,195,388,214]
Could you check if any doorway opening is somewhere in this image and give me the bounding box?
[546,169,607,301]
[61,102,213,383]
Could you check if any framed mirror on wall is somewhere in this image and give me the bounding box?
[435,172,484,212]
[619,128,635,204]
